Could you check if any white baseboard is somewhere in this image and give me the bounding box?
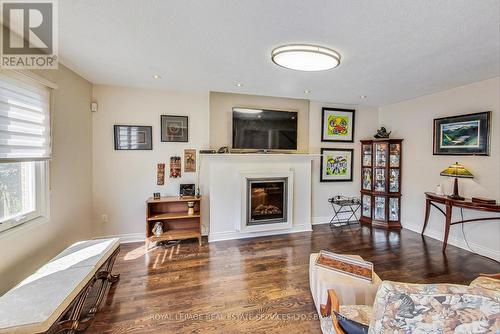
[404,223,500,261]
[97,232,145,244]
[312,216,359,225]
[208,225,312,243]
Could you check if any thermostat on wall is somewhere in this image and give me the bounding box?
[90,102,98,112]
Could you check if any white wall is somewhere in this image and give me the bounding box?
[309,102,379,224]
[92,85,209,240]
[379,77,500,260]
[0,66,93,294]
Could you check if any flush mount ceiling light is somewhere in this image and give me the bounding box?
[153,74,161,79]
[271,44,341,71]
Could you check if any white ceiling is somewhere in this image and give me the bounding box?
[59,0,500,107]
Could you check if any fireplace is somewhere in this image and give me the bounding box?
[247,178,288,226]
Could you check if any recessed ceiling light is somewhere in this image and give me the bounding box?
[360,95,367,99]
[271,44,341,71]
[304,89,311,94]
[236,82,244,87]
[153,74,161,79]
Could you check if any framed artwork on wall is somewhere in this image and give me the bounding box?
[321,108,355,142]
[114,125,152,150]
[433,111,491,155]
[161,115,188,142]
[320,148,354,182]
[184,149,196,172]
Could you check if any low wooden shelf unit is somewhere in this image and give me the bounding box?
[146,196,202,248]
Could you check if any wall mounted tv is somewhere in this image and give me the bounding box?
[232,107,298,150]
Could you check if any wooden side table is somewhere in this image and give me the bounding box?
[423,192,500,252]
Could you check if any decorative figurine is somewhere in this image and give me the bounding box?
[374,127,391,139]
[152,222,163,237]
[187,201,195,215]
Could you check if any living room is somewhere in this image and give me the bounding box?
[0,1,499,333]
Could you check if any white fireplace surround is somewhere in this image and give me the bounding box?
[203,154,313,242]
[239,171,294,233]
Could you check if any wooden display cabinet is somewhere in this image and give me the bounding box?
[146,196,202,249]
[360,139,402,229]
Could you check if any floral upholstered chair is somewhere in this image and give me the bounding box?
[320,274,500,334]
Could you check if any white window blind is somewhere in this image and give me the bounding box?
[0,72,51,161]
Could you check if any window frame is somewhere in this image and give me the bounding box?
[0,157,50,234]
[0,71,52,234]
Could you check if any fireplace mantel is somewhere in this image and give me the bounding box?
[200,153,315,161]
[203,154,313,242]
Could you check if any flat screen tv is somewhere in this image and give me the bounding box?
[232,108,298,150]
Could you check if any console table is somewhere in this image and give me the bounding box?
[423,192,500,251]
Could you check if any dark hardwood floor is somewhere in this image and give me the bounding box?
[89,224,500,333]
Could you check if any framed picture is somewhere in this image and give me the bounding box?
[161,115,188,142]
[184,149,196,172]
[433,111,491,155]
[114,125,152,150]
[180,183,195,197]
[321,108,355,142]
[320,148,354,182]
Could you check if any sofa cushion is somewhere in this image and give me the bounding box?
[334,307,370,333]
[368,281,500,334]
[338,305,372,326]
[320,305,372,334]
[469,276,500,292]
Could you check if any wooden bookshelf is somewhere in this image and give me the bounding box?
[146,196,202,248]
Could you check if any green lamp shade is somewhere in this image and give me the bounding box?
[440,162,474,178]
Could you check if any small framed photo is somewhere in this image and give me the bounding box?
[161,115,188,142]
[320,148,354,182]
[180,184,195,197]
[433,111,491,155]
[321,108,355,142]
[114,125,152,150]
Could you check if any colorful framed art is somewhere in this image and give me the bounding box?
[161,115,189,142]
[113,125,152,150]
[433,111,491,156]
[321,108,355,142]
[320,148,354,182]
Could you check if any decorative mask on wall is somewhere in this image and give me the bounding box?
[157,163,165,185]
[170,156,181,178]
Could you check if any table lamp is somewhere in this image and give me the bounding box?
[440,162,473,200]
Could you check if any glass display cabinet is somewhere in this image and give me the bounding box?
[360,139,403,229]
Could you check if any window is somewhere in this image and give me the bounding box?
[0,72,51,233]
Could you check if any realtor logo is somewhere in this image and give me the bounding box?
[0,0,58,68]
